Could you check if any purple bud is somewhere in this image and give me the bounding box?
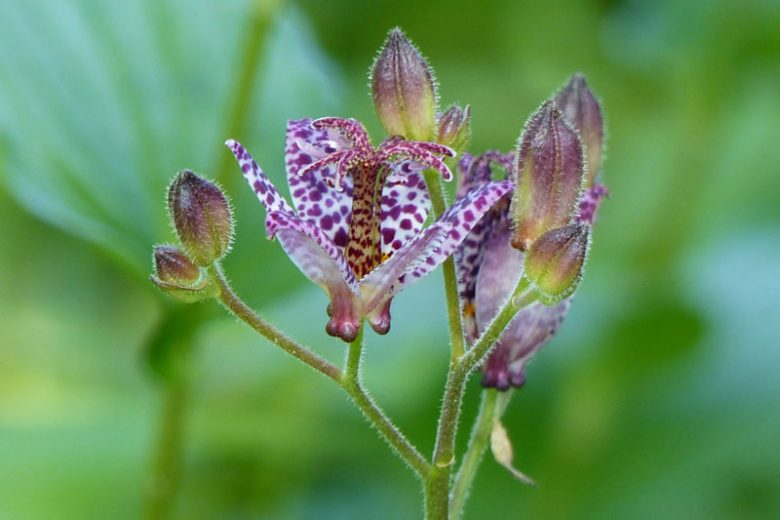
[511,100,585,252]
[150,244,216,302]
[524,224,590,304]
[555,73,604,188]
[371,28,437,141]
[153,244,200,284]
[437,104,471,153]
[168,170,233,266]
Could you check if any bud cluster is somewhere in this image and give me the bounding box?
[509,75,605,305]
[151,170,234,302]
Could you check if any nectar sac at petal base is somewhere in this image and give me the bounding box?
[227,117,511,342]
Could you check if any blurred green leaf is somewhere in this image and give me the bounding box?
[0,0,343,282]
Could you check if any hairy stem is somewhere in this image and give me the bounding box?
[426,277,535,518]
[450,389,499,518]
[213,264,428,478]
[423,170,466,361]
[211,263,341,381]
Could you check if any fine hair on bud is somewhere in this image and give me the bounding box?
[370,27,439,141]
[167,169,234,266]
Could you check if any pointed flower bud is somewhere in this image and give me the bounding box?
[511,100,585,251]
[555,73,604,187]
[437,104,471,153]
[524,224,589,304]
[168,170,233,266]
[371,28,437,141]
[150,244,217,302]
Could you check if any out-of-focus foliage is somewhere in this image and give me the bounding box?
[1,0,779,518]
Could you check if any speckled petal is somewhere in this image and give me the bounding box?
[225,139,292,215]
[454,151,513,341]
[266,211,358,292]
[474,216,570,390]
[267,210,361,342]
[399,180,513,290]
[379,162,431,259]
[285,119,354,250]
[359,225,446,312]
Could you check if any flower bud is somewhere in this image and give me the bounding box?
[555,73,604,188]
[437,104,471,153]
[153,244,200,284]
[168,170,233,266]
[371,28,437,141]
[524,224,589,305]
[511,100,585,251]
[150,244,217,302]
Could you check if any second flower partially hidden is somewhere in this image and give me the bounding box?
[227,118,510,342]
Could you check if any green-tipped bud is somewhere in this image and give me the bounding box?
[511,100,585,252]
[437,104,471,153]
[555,73,604,188]
[524,224,589,305]
[371,28,437,141]
[168,170,233,266]
[150,244,217,302]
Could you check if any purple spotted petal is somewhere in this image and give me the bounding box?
[456,150,512,197]
[359,225,446,312]
[225,139,292,215]
[380,163,431,259]
[266,210,358,292]
[267,210,361,341]
[398,180,513,291]
[474,216,570,390]
[285,119,354,250]
[454,151,513,341]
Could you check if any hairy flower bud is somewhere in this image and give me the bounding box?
[168,170,233,266]
[524,224,589,304]
[153,244,200,284]
[555,73,604,188]
[371,28,437,141]
[437,104,471,153]
[150,244,216,302]
[511,100,585,251]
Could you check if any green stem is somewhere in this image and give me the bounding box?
[341,325,430,478]
[211,264,341,382]
[213,265,428,478]
[426,277,535,518]
[460,278,534,372]
[450,389,499,518]
[423,169,465,362]
[343,324,364,382]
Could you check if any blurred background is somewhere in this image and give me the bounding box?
[1,0,779,518]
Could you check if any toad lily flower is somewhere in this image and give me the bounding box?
[227,117,511,342]
[457,75,608,389]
